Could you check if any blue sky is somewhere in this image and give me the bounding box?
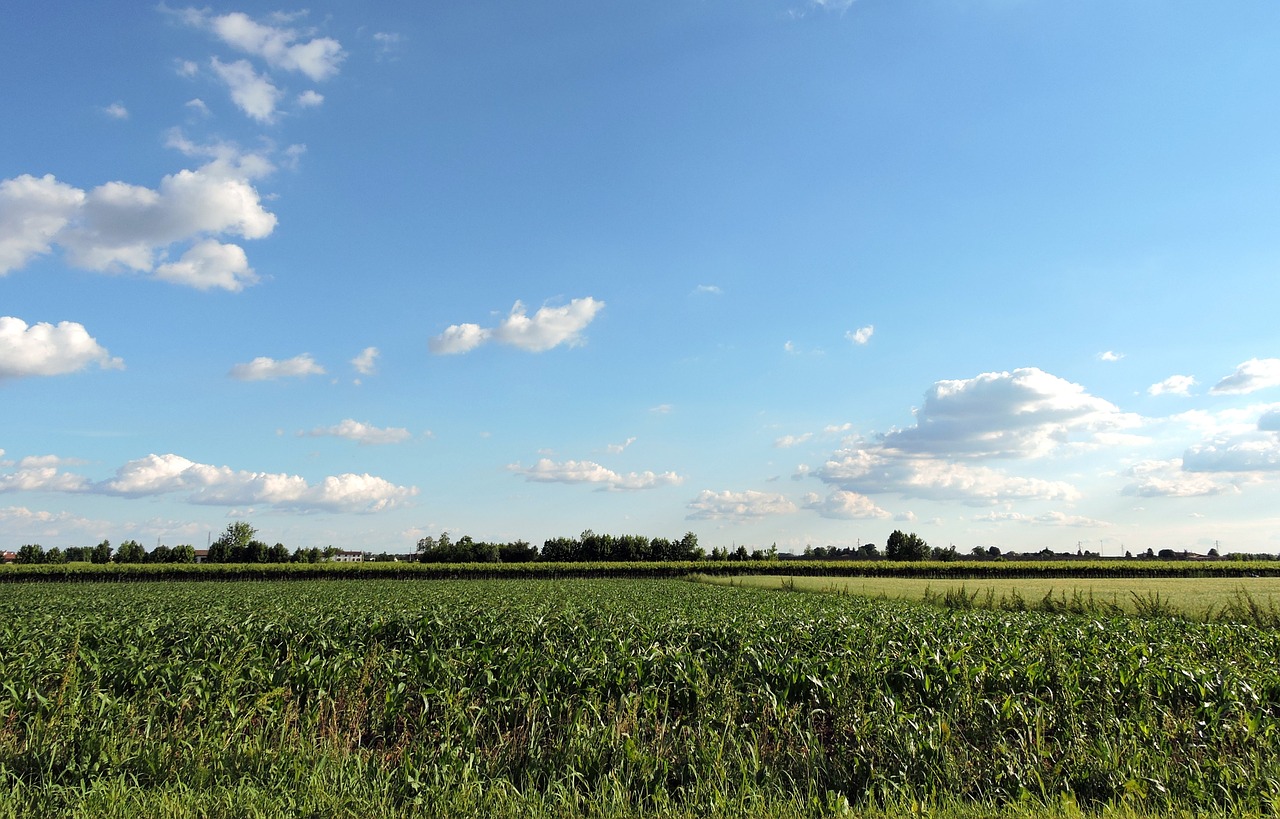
[2,1,1279,556]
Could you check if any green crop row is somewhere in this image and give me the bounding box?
[1,579,1279,817]
[4,558,1280,583]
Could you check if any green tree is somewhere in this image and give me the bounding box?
[886,530,929,561]
[209,521,256,563]
[114,539,146,563]
[170,544,196,563]
[91,539,113,564]
[15,544,45,564]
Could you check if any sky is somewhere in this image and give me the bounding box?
[2,1,1280,557]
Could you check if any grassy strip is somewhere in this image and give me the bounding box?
[704,575,1280,626]
[4,559,1280,582]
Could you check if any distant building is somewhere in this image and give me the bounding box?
[193,549,209,564]
[332,549,364,563]
[1,551,15,564]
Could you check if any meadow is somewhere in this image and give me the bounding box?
[1,578,1279,817]
[701,575,1280,623]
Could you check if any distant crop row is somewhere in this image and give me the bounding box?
[4,558,1280,583]
[2,579,1280,816]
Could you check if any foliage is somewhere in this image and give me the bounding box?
[886,530,930,561]
[1,579,1279,817]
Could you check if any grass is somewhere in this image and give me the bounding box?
[702,575,1280,623]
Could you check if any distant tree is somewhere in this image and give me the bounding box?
[15,544,45,564]
[886,530,929,561]
[987,546,1002,558]
[171,544,196,563]
[91,539,113,564]
[268,542,290,563]
[146,545,172,564]
[1208,548,1220,558]
[45,546,66,565]
[499,540,538,563]
[64,546,91,562]
[114,539,146,563]
[857,543,881,560]
[210,522,256,563]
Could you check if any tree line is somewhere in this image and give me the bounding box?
[10,522,347,566]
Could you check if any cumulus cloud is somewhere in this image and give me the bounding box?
[428,323,489,355]
[774,433,813,449]
[351,346,378,375]
[185,9,346,81]
[95,453,415,512]
[1098,351,1124,362]
[210,57,283,122]
[229,354,325,381]
[103,102,129,120]
[0,148,277,290]
[846,325,874,345]
[802,368,1148,505]
[0,463,91,493]
[0,317,123,379]
[1211,359,1280,395]
[430,298,605,354]
[686,489,797,521]
[509,458,683,491]
[802,490,889,520]
[0,174,85,273]
[1148,375,1195,397]
[882,368,1139,460]
[817,450,1080,505]
[1120,459,1238,498]
[1259,409,1280,431]
[301,419,411,446]
[1182,433,1280,473]
[154,239,257,291]
[296,89,324,108]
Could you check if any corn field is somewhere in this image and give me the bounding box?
[2,579,1279,817]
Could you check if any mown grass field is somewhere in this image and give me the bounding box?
[702,575,1280,622]
[2,578,1280,817]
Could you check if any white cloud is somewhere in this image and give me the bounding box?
[802,490,889,520]
[428,323,490,355]
[1098,351,1124,362]
[510,458,683,491]
[1211,359,1280,395]
[692,284,722,296]
[176,60,199,77]
[1148,375,1196,397]
[194,9,346,81]
[154,239,257,291]
[1259,409,1280,431]
[430,298,605,354]
[1,150,277,289]
[493,298,605,352]
[103,102,129,120]
[372,31,402,59]
[96,452,414,512]
[0,317,123,379]
[297,90,324,108]
[301,419,411,446]
[1120,459,1238,498]
[211,57,283,122]
[351,346,378,375]
[0,174,85,273]
[650,404,673,414]
[0,464,90,493]
[774,433,813,449]
[818,450,1080,505]
[686,489,797,521]
[605,437,636,455]
[846,325,874,345]
[229,354,325,381]
[882,367,1139,460]
[1183,433,1280,473]
[185,98,210,116]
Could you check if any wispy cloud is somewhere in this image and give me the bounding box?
[229,353,325,381]
[429,298,605,354]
